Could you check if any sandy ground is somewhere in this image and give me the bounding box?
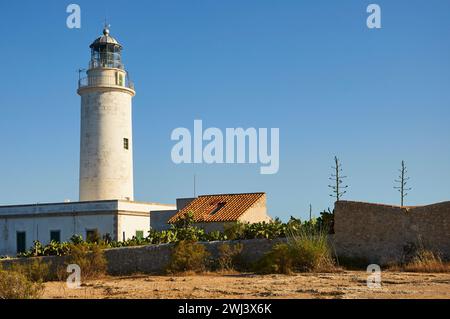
[41,271,450,299]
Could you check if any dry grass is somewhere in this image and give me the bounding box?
[0,267,44,299]
[392,249,450,273]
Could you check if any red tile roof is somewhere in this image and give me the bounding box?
[168,192,265,223]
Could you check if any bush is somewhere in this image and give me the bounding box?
[175,225,206,242]
[255,243,295,274]
[166,240,210,274]
[65,244,107,280]
[70,235,84,245]
[86,230,101,243]
[216,243,244,271]
[255,226,335,274]
[205,231,227,242]
[0,267,43,299]
[18,240,71,258]
[288,227,335,272]
[11,259,54,282]
[224,223,247,240]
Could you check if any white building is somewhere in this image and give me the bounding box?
[0,27,175,256]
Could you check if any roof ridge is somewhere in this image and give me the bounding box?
[198,192,265,197]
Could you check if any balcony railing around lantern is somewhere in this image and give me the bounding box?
[89,59,124,69]
[78,75,135,90]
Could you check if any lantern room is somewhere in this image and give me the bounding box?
[89,26,123,69]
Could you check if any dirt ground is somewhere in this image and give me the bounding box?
[42,271,450,299]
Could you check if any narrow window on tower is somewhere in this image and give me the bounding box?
[123,138,129,150]
[116,72,124,86]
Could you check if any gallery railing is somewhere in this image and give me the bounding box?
[78,75,134,90]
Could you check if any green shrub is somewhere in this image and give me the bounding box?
[216,243,244,271]
[224,223,247,240]
[11,259,54,282]
[19,240,71,257]
[287,226,335,272]
[255,226,335,274]
[175,225,206,241]
[255,243,295,274]
[65,244,107,280]
[173,211,196,228]
[166,240,210,274]
[205,231,227,241]
[86,229,101,243]
[0,267,43,299]
[70,234,84,245]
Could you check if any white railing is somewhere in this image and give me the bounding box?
[78,75,134,90]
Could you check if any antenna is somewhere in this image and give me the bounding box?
[102,17,111,35]
[193,174,197,197]
[103,17,110,28]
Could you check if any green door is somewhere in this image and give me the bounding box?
[16,231,26,254]
[135,230,144,240]
[50,230,61,243]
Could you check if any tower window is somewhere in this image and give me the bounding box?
[116,72,124,86]
[123,138,129,150]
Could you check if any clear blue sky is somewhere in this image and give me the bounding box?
[1,0,450,221]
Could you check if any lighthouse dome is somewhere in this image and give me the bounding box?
[89,26,122,49]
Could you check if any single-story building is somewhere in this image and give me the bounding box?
[0,200,175,257]
[165,192,272,232]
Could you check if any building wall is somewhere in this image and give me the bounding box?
[121,201,176,234]
[0,200,175,256]
[117,214,149,241]
[79,79,134,201]
[333,201,450,264]
[239,194,271,224]
[176,198,196,210]
[150,210,178,231]
[0,214,115,256]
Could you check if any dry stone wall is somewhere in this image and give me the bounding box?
[333,201,450,264]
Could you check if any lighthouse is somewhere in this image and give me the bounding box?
[78,26,135,201]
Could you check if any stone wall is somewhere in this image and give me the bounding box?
[333,201,450,265]
[105,238,284,275]
[0,239,283,276]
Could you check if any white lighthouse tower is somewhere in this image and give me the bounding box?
[78,26,135,201]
